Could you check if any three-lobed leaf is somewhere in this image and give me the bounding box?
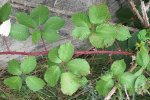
[44,16,65,30]
[60,72,80,96]
[111,59,126,76]
[4,76,22,91]
[20,56,37,74]
[58,42,74,62]
[25,76,45,91]
[67,59,90,76]
[0,3,11,23]
[44,65,61,87]
[30,5,49,25]
[7,59,22,75]
[10,24,30,41]
[16,12,36,28]
[89,4,111,24]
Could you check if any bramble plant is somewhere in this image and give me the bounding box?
[0,2,150,99]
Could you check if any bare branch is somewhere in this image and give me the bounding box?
[124,85,130,100]
[104,86,117,100]
[141,1,150,27]
[145,0,150,11]
[128,0,144,26]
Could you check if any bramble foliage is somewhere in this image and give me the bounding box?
[0,3,150,99]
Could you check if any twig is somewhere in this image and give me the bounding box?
[104,86,117,100]
[124,85,130,100]
[141,1,150,27]
[11,1,73,16]
[128,63,137,72]
[128,0,144,26]
[145,1,150,11]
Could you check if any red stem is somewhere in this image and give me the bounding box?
[0,50,134,56]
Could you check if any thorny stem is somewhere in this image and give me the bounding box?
[0,50,134,56]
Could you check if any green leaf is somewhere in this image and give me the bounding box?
[16,12,36,28]
[61,72,80,96]
[89,34,105,48]
[67,59,90,76]
[44,65,61,87]
[72,26,91,40]
[115,25,131,41]
[0,3,11,22]
[10,24,30,41]
[4,76,22,91]
[42,29,59,43]
[96,76,114,96]
[111,59,126,76]
[136,47,149,67]
[90,24,116,48]
[58,42,74,62]
[44,16,65,30]
[79,77,88,86]
[146,62,150,72]
[30,5,49,25]
[135,75,146,94]
[89,4,111,24]
[20,56,37,74]
[71,12,91,27]
[25,76,45,91]
[48,47,62,63]
[138,29,150,41]
[32,30,41,44]
[119,72,136,90]
[7,59,22,75]
[101,73,113,81]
